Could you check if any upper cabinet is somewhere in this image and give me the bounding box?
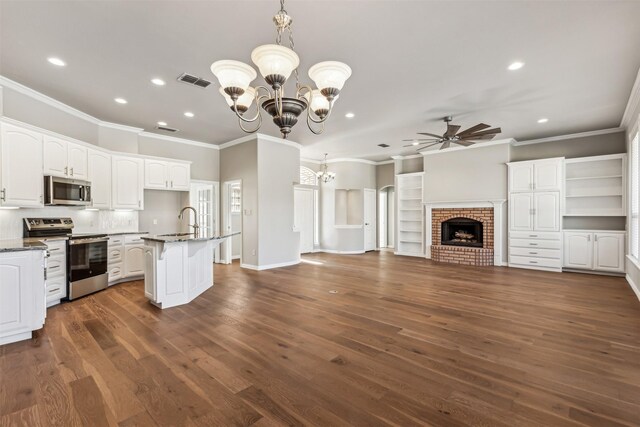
[88,149,111,209]
[43,136,88,180]
[0,123,44,208]
[508,158,563,192]
[144,159,190,191]
[112,155,144,210]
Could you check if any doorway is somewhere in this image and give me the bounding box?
[379,186,395,249]
[222,180,242,264]
[364,188,377,251]
[294,186,315,254]
[189,180,220,262]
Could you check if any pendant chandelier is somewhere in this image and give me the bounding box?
[317,154,336,183]
[210,0,352,139]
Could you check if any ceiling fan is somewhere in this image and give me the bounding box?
[403,116,501,151]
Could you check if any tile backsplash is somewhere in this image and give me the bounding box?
[0,207,138,239]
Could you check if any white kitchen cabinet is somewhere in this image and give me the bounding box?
[108,234,146,284]
[43,136,88,180]
[533,192,560,231]
[144,159,191,191]
[88,149,112,209]
[508,158,563,192]
[124,245,145,277]
[563,231,624,273]
[509,193,534,231]
[0,123,44,207]
[0,250,46,345]
[112,155,144,210]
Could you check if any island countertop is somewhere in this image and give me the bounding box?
[141,232,239,244]
[0,239,49,253]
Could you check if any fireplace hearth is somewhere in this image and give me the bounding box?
[441,217,483,248]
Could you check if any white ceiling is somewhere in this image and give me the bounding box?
[1,1,639,161]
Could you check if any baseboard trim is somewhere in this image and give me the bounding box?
[625,274,640,301]
[240,260,300,271]
[318,249,365,255]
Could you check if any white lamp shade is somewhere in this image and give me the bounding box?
[219,86,256,108]
[210,60,257,90]
[304,89,338,112]
[308,61,352,91]
[251,44,300,79]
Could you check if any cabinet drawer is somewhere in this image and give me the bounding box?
[510,255,561,269]
[510,238,561,250]
[124,235,145,245]
[108,264,123,282]
[509,231,560,241]
[45,240,67,253]
[46,276,67,302]
[109,247,123,262]
[46,257,66,278]
[109,236,124,246]
[510,247,560,259]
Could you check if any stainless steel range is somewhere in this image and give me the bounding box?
[24,218,108,300]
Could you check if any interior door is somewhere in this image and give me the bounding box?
[534,192,560,231]
[294,187,314,254]
[379,191,387,248]
[509,193,533,231]
[563,232,592,269]
[594,233,624,272]
[364,189,377,251]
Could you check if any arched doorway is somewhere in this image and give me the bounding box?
[379,185,395,249]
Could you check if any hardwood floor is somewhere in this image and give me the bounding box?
[1,252,640,426]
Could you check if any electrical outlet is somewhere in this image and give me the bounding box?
[153,219,158,225]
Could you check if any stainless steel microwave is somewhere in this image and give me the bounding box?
[44,176,92,206]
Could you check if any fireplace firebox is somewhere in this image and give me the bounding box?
[441,217,483,248]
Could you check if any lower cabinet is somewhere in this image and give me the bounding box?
[563,231,625,273]
[108,234,146,285]
[124,245,145,277]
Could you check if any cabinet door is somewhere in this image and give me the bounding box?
[144,159,168,189]
[534,192,560,231]
[0,253,34,336]
[112,156,144,209]
[534,160,562,191]
[509,193,533,231]
[43,136,68,177]
[509,163,534,192]
[88,150,111,209]
[67,142,88,180]
[1,124,44,207]
[594,233,625,272]
[563,232,592,269]
[168,163,190,190]
[124,246,145,277]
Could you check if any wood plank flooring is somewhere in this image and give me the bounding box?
[1,251,640,426]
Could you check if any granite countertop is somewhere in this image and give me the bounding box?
[142,232,240,244]
[0,239,48,253]
[22,236,69,244]
[106,231,149,236]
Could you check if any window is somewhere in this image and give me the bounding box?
[299,166,320,245]
[300,166,318,186]
[190,183,216,238]
[631,132,640,259]
[231,186,241,214]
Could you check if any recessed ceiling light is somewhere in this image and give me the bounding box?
[157,121,167,126]
[537,118,549,123]
[345,112,355,118]
[508,61,524,71]
[151,78,165,86]
[184,112,194,118]
[114,97,127,104]
[47,57,66,67]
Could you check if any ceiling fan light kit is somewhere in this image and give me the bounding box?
[403,116,502,151]
[210,0,351,138]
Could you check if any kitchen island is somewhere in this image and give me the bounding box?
[142,233,237,309]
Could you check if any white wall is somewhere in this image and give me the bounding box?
[138,190,185,235]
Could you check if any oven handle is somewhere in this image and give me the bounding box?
[69,237,109,245]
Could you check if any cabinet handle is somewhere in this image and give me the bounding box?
[70,167,74,176]
[594,235,598,242]
[529,234,538,237]
[138,200,141,207]
[529,243,538,246]
[529,252,538,255]
[166,180,168,188]
[49,248,60,252]
[171,180,173,188]
[48,288,60,293]
[0,188,4,202]
[529,260,538,264]
[587,235,590,241]
[49,265,60,270]
[64,166,68,175]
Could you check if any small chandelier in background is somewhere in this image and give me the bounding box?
[317,154,336,183]
[210,0,351,138]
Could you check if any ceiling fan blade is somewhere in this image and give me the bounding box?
[464,127,502,138]
[417,132,444,138]
[454,140,475,147]
[444,124,461,138]
[460,133,497,141]
[416,141,443,151]
[457,123,491,137]
[440,140,451,150]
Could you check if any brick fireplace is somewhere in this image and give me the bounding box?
[431,207,494,266]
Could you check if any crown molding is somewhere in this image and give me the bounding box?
[421,138,514,156]
[219,133,301,150]
[391,154,423,160]
[257,133,302,150]
[513,128,624,146]
[300,157,322,164]
[138,131,220,150]
[99,121,144,133]
[326,158,377,165]
[0,75,100,125]
[376,159,395,165]
[621,67,640,129]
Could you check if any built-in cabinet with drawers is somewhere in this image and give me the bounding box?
[108,234,146,285]
[44,239,67,306]
[507,158,564,271]
[563,231,625,273]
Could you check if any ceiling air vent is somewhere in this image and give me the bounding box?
[177,73,211,88]
[156,125,179,133]
[378,143,390,148]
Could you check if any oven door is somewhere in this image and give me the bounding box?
[68,238,108,283]
[45,176,92,206]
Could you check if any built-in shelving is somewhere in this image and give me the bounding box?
[396,172,424,256]
[564,154,626,217]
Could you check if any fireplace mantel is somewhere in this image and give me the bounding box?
[424,200,506,265]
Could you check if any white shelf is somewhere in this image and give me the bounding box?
[396,172,425,257]
[565,175,622,181]
[565,192,623,198]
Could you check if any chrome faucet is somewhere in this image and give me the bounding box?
[178,206,200,237]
